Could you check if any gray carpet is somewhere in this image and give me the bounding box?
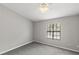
[3,42,79,55]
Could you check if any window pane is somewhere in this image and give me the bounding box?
[48,32,52,38]
[56,32,60,35]
[57,23,61,27]
[54,32,57,36]
[57,36,60,39]
[54,24,57,31]
[54,36,57,39]
[47,23,61,40]
[54,27,56,31]
[57,28,60,31]
[57,24,61,31]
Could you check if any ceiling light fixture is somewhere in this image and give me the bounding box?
[40,3,48,13]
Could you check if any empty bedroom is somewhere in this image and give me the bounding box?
[0,3,79,55]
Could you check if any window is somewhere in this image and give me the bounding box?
[47,23,61,40]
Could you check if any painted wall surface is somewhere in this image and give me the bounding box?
[34,15,79,52]
[0,5,33,53]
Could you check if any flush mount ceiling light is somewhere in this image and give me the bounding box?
[39,3,48,13]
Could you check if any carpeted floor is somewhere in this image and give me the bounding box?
[3,42,79,55]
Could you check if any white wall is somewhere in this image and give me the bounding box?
[34,15,79,52]
[0,5,33,54]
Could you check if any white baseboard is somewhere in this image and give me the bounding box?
[0,41,33,55]
[35,41,79,53]
[1,40,79,55]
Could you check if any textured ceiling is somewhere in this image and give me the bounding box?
[1,3,79,21]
